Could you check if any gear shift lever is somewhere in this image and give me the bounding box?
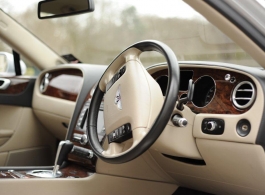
[52,140,73,177]
[26,140,73,178]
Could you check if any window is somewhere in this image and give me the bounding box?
[0,39,40,77]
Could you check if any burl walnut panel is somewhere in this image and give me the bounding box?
[0,164,93,179]
[42,69,83,102]
[59,163,94,178]
[152,67,254,114]
[0,78,29,94]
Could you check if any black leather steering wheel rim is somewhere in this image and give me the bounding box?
[87,40,179,164]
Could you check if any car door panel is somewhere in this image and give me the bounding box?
[0,77,56,166]
[0,77,35,107]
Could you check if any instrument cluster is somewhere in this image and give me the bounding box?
[151,66,255,114]
[155,70,216,109]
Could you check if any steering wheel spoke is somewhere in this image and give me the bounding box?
[103,142,125,156]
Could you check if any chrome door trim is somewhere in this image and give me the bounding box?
[0,78,11,90]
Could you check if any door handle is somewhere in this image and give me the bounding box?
[0,78,11,90]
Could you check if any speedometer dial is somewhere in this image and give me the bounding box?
[205,86,215,105]
[192,76,216,107]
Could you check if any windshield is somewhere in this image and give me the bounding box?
[257,0,265,8]
[0,0,261,67]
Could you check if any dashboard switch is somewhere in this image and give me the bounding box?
[80,134,88,145]
[206,121,217,131]
[236,119,251,137]
[73,133,82,142]
[202,118,224,135]
[72,146,94,159]
[225,74,231,81]
[108,123,132,143]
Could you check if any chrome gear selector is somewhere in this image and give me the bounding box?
[27,140,73,178]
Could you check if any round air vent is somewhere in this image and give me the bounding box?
[39,73,50,93]
[232,81,256,109]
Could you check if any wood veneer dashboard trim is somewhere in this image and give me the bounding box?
[41,69,83,102]
[150,64,255,114]
[0,78,30,95]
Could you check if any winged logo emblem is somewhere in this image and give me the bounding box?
[115,85,122,109]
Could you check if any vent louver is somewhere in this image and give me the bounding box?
[232,81,256,109]
[39,73,50,93]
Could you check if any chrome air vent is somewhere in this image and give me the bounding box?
[39,73,50,93]
[232,81,256,109]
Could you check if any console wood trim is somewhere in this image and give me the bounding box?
[0,164,93,179]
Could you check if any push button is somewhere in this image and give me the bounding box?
[236,119,251,137]
[202,118,224,135]
[108,123,132,143]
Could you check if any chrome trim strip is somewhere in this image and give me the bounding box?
[0,78,11,90]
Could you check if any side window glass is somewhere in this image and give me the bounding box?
[20,56,41,76]
[0,39,40,77]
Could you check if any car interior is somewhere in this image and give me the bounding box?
[0,0,265,194]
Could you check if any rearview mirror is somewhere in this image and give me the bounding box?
[38,0,94,19]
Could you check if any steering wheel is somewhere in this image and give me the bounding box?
[87,40,179,164]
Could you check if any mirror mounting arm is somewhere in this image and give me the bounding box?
[12,50,21,76]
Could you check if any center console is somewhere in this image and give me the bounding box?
[68,85,105,169]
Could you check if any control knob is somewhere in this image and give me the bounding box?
[80,134,88,145]
[172,114,188,127]
[207,121,217,131]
